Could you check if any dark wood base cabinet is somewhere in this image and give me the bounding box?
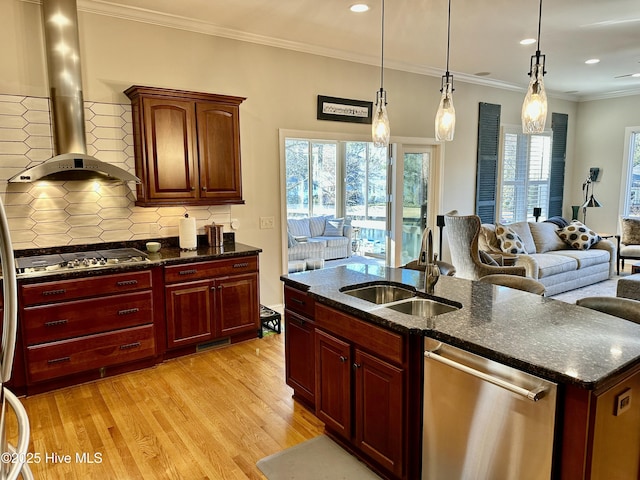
[164,256,260,353]
[19,269,160,393]
[284,285,316,409]
[283,288,423,480]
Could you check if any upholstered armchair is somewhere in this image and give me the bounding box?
[576,296,640,324]
[619,217,640,270]
[445,213,527,280]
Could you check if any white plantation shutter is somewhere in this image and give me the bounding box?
[499,128,552,223]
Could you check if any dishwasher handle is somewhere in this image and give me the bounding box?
[424,351,546,402]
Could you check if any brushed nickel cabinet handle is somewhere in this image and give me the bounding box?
[117,308,140,315]
[47,356,70,365]
[233,262,249,268]
[42,289,66,296]
[119,342,141,350]
[116,280,138,286]
[178,269,198,275]
[44,319,68,327]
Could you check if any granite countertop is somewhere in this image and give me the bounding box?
[281,263,640,390]
[14,236,262,283]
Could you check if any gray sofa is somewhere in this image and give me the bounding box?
[479,220,616,296]
[287,215,353,261]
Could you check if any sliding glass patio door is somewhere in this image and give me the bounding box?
[344,142,389,262]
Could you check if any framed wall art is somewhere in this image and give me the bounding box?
[316,95,373,124]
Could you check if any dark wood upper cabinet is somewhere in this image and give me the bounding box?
[125,86,246,206]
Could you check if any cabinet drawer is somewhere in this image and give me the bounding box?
[284,285,315,318]
[21,270,153,306]
[23,291,154,345]
[315,304,404,365]
[26,324,155,383]
[164,256,258,283]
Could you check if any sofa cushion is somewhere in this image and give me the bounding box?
[509,221,537,254]
[314,235,349,248]
[324,218,345,236]
[621,217,640,245]
[556,220,601,250]
[529,222,567,253]
[527,253,577,278]
[288,217,312,238]
[307,238,327,248]
[547,249,609,269]
[309,216,329,237]
[495,223,527,254]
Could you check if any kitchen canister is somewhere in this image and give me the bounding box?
[205,223,224,247]
[179,213,197,250]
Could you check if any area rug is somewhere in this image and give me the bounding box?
[549,276,620,304]
[257,435,382,480]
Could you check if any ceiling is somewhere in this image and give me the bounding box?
[79,0,640,101]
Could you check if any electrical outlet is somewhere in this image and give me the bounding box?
[260,216,275,229]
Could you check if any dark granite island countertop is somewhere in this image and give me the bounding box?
[281,263,640,390]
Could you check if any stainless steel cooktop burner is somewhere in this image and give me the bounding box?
[16,248,149,275]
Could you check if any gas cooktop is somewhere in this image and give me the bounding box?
[16,248,149,275]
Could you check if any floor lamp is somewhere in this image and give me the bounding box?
[582,177,602,224]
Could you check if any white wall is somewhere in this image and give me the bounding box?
[5,0,637,307]
[573,96,640,234]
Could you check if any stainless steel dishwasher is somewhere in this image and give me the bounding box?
[423,338,557,480]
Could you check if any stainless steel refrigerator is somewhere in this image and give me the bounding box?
[0,197,33,480]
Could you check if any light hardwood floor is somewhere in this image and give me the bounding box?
[6,333,324,479]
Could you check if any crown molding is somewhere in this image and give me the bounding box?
[22,0,638,103]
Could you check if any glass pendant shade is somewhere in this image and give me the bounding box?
[372,89,390,147]
[522,63,548,134]
[435,80,455,141]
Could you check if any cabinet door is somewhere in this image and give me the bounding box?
[284,309,315,406]
[196,102,243,203]
[354,349,404,478]
[315,329,351,440]
[142,97,198,201]
[165,280,213,348]
[215,272,259,337]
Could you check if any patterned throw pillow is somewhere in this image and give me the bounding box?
[495,223,527,254]
[556,220,601,250]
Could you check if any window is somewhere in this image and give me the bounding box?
[622,128,640,217]
[284,136,388,257]
[285,139,337,218]
[498,127,552,223]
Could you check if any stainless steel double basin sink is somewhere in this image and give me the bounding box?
[339,283,460,318]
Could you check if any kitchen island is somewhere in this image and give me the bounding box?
[281,263,640,480]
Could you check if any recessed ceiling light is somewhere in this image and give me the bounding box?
[350,4,369,12]
[585,58,600,65]
[520,38,536,45]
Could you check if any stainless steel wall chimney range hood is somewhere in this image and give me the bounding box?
[8,0,140,184]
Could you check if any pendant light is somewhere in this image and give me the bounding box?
[435,0,455,142]
[521,0,548,134]
[372,0,390,147]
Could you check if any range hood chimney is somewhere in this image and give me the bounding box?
[9,0,140,183]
